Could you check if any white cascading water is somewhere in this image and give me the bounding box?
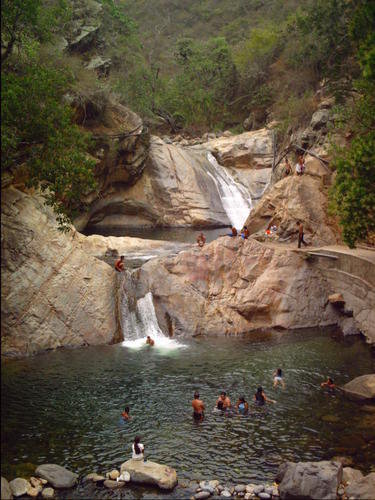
[121,291,184,350]
[206,152,252,230]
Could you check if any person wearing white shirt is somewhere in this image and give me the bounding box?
[132,436,145,461]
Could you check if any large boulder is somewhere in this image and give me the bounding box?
[135,237,340,337]
[345,472,375,499]
[341,374,375,401]
[310,109,331,130]
[35,464,78,489]
[1,188,120,358]
[245,165,339,246]
[8,478,30,497]
[1,477,13,499]
[120,460,177,490]
[278,461,343,499]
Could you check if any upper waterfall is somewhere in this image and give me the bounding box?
[206,152,252,229]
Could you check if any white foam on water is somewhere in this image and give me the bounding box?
[206,152,252,229]
[121,292,186,350]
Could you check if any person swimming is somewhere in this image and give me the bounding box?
[273,368,285,388]
[121,406,131,421]
[236,396,249,414]
[254,386,275,406]
[146,336,155,346]
[321,377,335,391]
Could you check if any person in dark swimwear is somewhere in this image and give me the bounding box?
[192,391,205,421]
[235,396,249,414]
[121,406,131,421]
[273,368,285,388]
[115,255,125,272]
[321,377,336,391]
[254,386,275,406]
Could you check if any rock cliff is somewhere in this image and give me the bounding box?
[1,187,120,358]
[134,237,340,337]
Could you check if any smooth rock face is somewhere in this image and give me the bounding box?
[278,461,343,500]
[136,237,339,337]
[345,472,375,499]
[1,188,119,358]
[121,459,177,490]
[1,477,13,499]
[9,478,30,497]
[341,375,375,401]
[245,166,339,246]
[35,464,78,489]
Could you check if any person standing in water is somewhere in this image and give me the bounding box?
[146,336,155,346]
[121,406,131,421]
[321,377,336,391]
[273,368,285,388]
[235,396,249,414]
[216,391,231,410]
[132,436,145,461]
[192,391,205,421]
[254,386,275,406]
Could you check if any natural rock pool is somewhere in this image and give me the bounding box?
[2,330,374,494]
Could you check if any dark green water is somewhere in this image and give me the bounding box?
[2,330,375,492]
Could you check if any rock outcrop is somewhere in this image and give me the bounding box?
[1,188,120,358]
[341,374,375,401]
[277,461,343,500]
[135,237,340,337]
[1,477,13,500]
[35,464,78,489]
[121,460,177,490]
[245,159,339,246]
[345,471,375,500]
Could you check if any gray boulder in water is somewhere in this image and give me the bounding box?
[120,459,177,490]
[35,464,78,489]
[278,460,343,499]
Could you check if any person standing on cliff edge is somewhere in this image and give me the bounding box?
[296,221,308,248]
[115,255,125,272]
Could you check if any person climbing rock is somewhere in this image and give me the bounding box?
[146,336,155,346]
[296,221,308,248]
[295,155,305,176]
[197,232,206,247]
[192,391,205,421]
[115,255,125,272]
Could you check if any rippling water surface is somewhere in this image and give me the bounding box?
[2,330,375,493]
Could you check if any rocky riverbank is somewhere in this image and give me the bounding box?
[2,457,374,499]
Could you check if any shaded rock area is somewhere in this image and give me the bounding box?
[135,237,340,337]
[245,160,339,246]
[277,460,343,500]
[35,464,78,489]
[341,374,375,401]
[121,460,178,490]
[1,477,13,500]
[1,188,120,359]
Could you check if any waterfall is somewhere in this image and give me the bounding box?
[121,291,184,349]
[206,152,252,229]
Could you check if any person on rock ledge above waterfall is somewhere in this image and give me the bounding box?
[197,232,206,247]
[115,255,125,272]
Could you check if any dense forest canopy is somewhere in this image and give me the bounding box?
[1,0,374,245]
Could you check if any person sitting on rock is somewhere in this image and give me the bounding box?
[254,386,275,406]
[216,391,231,410]
[197,232,206,247]
[121,406,131,421]
[235,396,249,414]
[146,336,154,346]
[115,255,125,272]
[241,226,250,239]
[132,436,145,461]
[192,391,205,421]
[295,155,305,176]
[321,377,336,391]
[228,227,238,237]
[273,368,285,388]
